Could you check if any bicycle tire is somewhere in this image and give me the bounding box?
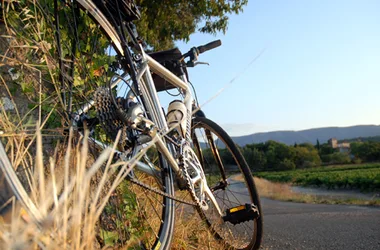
[0,1,175,249]
[191,117,263,250]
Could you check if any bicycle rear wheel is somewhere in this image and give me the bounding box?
[191,117,263,250]
[0,0,174,248]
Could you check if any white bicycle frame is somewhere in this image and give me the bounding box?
[77,0,223,215]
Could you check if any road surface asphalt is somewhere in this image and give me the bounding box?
[260,198,380,250]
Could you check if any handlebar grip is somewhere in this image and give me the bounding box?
[197,40,222,54]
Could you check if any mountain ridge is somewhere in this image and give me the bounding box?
[230,125,380,146]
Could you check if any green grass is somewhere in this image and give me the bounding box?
[256,163,380,191]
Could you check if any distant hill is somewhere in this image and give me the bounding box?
[338,135,380,143]
[230,125,380,146]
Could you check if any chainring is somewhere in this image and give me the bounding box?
[181,144,210,211]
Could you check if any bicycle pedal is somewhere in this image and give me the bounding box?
[222,203,259,225]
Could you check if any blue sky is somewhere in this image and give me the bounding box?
[172,0,380,136]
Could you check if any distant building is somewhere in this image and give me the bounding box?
[328,138,338,148]
[328,138,350,153]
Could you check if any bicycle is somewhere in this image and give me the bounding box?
[0,0,263,249]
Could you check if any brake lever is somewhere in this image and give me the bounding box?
[186,61,210,67]
[185,47,209,67]
[194,61,209,66]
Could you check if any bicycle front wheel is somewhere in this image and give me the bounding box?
[191,117,263,250]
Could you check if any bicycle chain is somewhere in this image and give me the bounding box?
[128,176,197,206]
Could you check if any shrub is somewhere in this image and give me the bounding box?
[278,159,296,171]
[321,152,351,165]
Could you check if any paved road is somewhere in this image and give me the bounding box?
[260,198,380,250]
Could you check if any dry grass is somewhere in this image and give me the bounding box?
[0,119,146,248]
[254,177,317,203]
[171,205,224,250]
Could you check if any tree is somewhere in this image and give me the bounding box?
[242,147,267,172]
[262,140,296,171]
[135,0,248,50]
[319,143,335,155]
[218,148,235,165]
[351,141,380,162]
[299,142,315,151]
[316,139,320,151]
[294,146,321,168]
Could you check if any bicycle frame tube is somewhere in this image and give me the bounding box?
[139,49,194,175]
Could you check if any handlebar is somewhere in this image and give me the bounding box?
[197,40,222,54]
[183,40,222,67]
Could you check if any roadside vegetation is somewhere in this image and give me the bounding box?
[256,163,380,191]
[254,177,380,206]
[209,138,380,172]
[228,139,380,205]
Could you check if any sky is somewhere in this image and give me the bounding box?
[171,0,380,136]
